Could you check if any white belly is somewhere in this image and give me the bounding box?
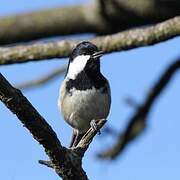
[58,82,111,133]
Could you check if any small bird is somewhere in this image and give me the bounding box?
[58,41,111,148]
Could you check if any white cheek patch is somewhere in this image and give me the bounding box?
[67,55,90,79]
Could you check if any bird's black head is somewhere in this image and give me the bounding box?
[66,41,104,79]
[65,41,107,91]
[70,41,102,61]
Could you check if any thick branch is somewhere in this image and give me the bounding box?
[98,58,180,159]
[0,73,88,180]
[0,0,180,44]
[0,16,180,65]
[0,4,105,45]
[15,65,66,90]
[0,74,107,179]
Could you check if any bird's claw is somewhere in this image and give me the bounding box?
[90,120,101,135]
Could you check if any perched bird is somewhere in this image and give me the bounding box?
[58,41,111,148]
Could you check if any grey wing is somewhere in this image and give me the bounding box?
[58,80,66,111]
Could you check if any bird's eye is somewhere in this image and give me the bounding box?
[83,53,88,56]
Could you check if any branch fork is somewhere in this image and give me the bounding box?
[0,73,106,179]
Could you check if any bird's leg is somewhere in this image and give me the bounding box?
[69,129,77,148]
[90,119,101,135]
[71,130,84,148]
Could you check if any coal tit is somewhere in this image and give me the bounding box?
[58,41,111,147]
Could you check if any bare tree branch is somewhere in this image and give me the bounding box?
[0,16,180,65]
[0,73,106,179]
[98,58,180,159]
[0,0,180,44]
[39,119,107,169]
[0,4,105,45]
[39,160,54,169]
[0,73,87,179]
[15,65,67,90]
[74,119,107,157]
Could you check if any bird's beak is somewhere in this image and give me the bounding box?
[92,51,104,59]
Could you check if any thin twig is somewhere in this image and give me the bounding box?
[38,160,54,169]
[15,65,66,90]
[74,119,107,157]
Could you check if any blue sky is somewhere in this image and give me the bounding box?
[0,1,180,180]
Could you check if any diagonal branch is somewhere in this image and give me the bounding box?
[98,58,180,159]
[0,73,88,179]
[15,65,67,90]
[74,119,107,157]
[0,16,179,65]
[39,119,107,169]
[0,73,106,179]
